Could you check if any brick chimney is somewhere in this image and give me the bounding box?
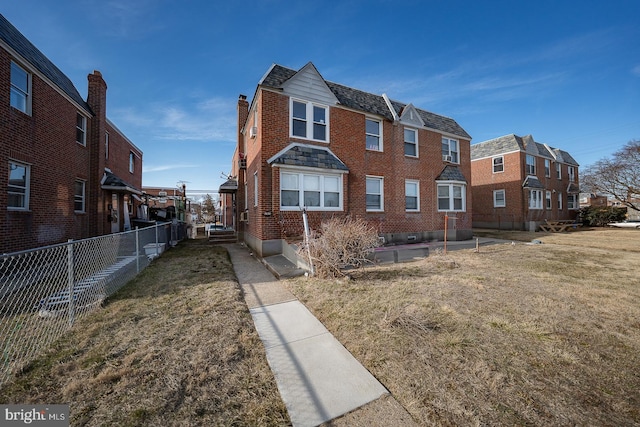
[237,94,249,148]
[86,70,108,235]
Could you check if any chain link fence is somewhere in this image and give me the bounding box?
[0,221,187,387]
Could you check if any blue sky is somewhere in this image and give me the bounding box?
[3,0,639,200]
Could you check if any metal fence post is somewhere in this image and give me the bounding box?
[135,226,140,273]
[155,223,159,257]
[67,239,75,326]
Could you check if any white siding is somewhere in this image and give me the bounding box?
[282,63,338,105]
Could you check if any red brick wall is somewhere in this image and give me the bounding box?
[1,53,142,253]
[471,151,578,229]
[1,49,93,253]
[241,88,473,247]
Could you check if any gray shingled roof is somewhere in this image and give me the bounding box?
[259,64,470,139]
[0,13,91,113]
[522,176,545,189]
[471,134,524,160]
[471,133,579,166]
[101,170,141,193]
[436,165,468,182]
[268,144,349,171]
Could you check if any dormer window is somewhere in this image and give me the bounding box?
[291,99,328,142]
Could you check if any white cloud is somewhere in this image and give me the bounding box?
[632,65,640,77]
[143,164,199,173]
[111,95,237,143]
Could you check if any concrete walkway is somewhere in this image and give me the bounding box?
[224,243,417,427]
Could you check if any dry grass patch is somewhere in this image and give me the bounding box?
[0,238,289,426]
[286,229,640,426]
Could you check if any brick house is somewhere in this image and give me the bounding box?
[1,14,143,253]
[470,134,579,231]
[225,62,472,258]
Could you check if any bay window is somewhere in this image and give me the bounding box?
[280,171,342,210]
[438,183,466,212]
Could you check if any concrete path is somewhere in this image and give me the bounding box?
[224,243,416,427]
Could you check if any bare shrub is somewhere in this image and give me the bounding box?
[300,216,380,278]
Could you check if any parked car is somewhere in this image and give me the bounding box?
[608,220,640,229]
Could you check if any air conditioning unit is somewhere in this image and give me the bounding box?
[238,159,247,169]
[239,211,248,222]
[249,126,257,138]
[158,191,167,197]
[443,155,452,162]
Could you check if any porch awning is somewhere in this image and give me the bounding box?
[219,178,238,193]
[522,176,545,189]
[267,143,349,172]
[101,170,142,195]
[435,165,467,183]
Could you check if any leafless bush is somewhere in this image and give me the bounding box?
[300,216,380,278]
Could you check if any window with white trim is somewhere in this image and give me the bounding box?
[129,152,135,173]
[546,190,552,209]
[556,163,562,179]
[441,137,459,163]
[493,189,505,207]
[567,194,578,209]
[545,159,551,177]
[291,99,328,142]
[76,113,87,146]
[558,192,563,210]
[365,118,382,151]
[493,156,504,173]
[366,176,384,211]
[568,166,576,182]
[438,183,466,212]
[8,160,30,210]
[529,189,543,209]
[74,180,86,212]
[405,180,419,211]
[526,155,536,175]
[105,132,109,159]
[280,171,342,210]
[10,61,30,114]
[404,128,417,157]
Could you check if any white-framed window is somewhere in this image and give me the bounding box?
[545,159,551,177]
[8,160,30,210]
[529,189,543,209]
[366,176,384,211]
[404,128,418,157]
[567,194,578,210]
[291,99,328,142]
[405,180,419,211]
[74,179,86,213]
[558,193,563,210]
[546,190,552,209]
[438,183,466,212]
[441,137,459,163]
[76,113,87,146]
[365,118,382,151]
[526,155,536,175]
[493,156,504,173]
[105,132,109,159]
[254,172,258,207]
[568,166,576,182]
[493,189,506,207]
[10,61,31,114]
[556,163,562,179]
[129,152,135,173]
[280,171,342,210]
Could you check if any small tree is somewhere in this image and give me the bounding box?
[301,216,380,279]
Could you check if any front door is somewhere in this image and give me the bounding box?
[111,193,120,233]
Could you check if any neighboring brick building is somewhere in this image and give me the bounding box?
[225,62,472,257]
[1,14,143,253]
[470,134,579,231]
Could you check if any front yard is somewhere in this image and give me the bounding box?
[287,228,640,426]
